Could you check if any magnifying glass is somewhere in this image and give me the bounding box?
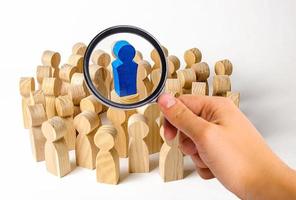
[83,25,167,109]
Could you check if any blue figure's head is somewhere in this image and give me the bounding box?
[113,40,136,62]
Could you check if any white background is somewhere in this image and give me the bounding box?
[1,0,296,199]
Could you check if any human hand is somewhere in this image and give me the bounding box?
[157,93,296,199]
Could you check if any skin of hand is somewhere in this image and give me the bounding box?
[157,93,296,200]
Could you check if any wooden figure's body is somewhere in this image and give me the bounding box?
[55,95,76,150]
[107,108,129,158]
[42,116,71,177]
[128,114,149,173]
[112,40,138,97]
[74,111,100,169]
[94,125,119,184]
[137,103,162,154]
[26,104,47,161]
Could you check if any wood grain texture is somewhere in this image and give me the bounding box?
[19,77,35,127]
[74,111,100,169]
[36,66,52,87]
[74,111,100,135]
[41,50,61,68]
[159,126,183,182]
[68,54,83,73]
[80,95,103,114]
[29,90,46,108]
[26,104,47,127]
[191,62,210,81]
[26,104,47,162]
[94,125,119,184]
[42,116,71,177]
[137,60,152,99]
[20,77,35,97]
[107,108,128,158]
[72,42,87,56]
[191,82,207,96]
[45,96,57,119]
[128,114,149,173]
[59,64,78,82]
[215,59,233,75]
[184,48,202,68]
[177,68,196,89]
[168,55,180,78]
[226,91,240,107]
[150,46,168,69]
[212,75,231,96]
[137,103,162,154]
[42,77,61,96]
[75,130,98,169]
[165,79,182,97]
[91,49,111,67]
[55,95,74,117]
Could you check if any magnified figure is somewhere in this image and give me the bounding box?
[112,40,138,97]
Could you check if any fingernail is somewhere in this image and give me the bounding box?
[158,93,176,109]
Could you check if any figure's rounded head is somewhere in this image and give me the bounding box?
[113,40,136,61]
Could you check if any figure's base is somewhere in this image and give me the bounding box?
[111,90,139,104]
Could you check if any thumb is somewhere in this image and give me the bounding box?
[157,93,210,142]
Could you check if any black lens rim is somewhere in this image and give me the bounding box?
[83,25,167,109]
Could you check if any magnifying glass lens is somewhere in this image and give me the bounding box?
[84,27,167,109]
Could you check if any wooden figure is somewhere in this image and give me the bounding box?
[150,68,161,92]
[165,78,182,97]
[226,91,240,107]
[191,82,207,96]
[36,66,52,89]
[112,40,138,97]
[150,46,168,69]
[41,116,71,177]
[68,84,87,107]
[128,113,149,173]
[191,62,210,82]
[94,125,119,185]
[71,72,89,95]
[72,42,87,56]
[41,50,61,68]
[91,49,112,98]
[59,64,78,95]
[42,77,61,118]
[74,111,101,169]
[137,60,153,99]
[215,59,233,75]
[41,50,61,78]
[212,75,231,96]
[184,48,202,68]
[159,125,183,182]
[177,68,196,94]
[19,77,35,128]
[68,54,84,73]
[26,104,47,161]
[137,103,162,154]
[89,64,108,98]
[80,95,103,114]
[167,55,180,78]
[191,62,210,95]
[107,108,129,158]
[133,50,143,64]
[55,95,76,150]
[29,90,46,108]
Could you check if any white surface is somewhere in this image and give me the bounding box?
[1,0,296,199]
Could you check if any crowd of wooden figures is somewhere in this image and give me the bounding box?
[19,42,240,184]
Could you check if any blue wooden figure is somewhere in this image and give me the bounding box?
[112,40,138,97]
